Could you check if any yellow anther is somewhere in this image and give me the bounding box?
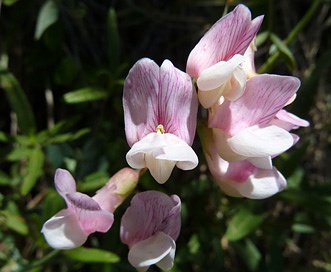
[156,124,165,134]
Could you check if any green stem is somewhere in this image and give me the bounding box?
[258,0,321,73]
[21,249,60,271]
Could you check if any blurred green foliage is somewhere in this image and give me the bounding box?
[0,0,331,271]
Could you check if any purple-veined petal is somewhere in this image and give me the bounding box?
[270,109,310,131]
[126,132,198,184]
[186,4,263,78]
[227,124,294,162]
[54,169,77,199]
[209,74,301,135]
[66,192,114,234]
[128,232,175,271]
[41,209,88,250]
[120,190,181,248]
[123,58,159,147]
[158,60,198,145]
[123,58,198,147]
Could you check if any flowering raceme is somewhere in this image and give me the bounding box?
[120,190,181,272]
[186,4,264,109]
[199,122,288,199]
[123,58,199,184]
[41,168,139,249]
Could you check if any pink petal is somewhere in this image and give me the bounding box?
[128,232,175,271]
[92,168,140,213]
[120,191,181,248]
[123,58,159,147]
[199,122,286,199]
[209,74,301,135]
[123,58,198,147]
[66,192,114,234]
[54,169,77,199]
[159,60,198,145]
[270,109,310,131]
[41,209,88,250]
[186,4,263,78]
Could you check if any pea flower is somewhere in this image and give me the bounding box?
[123,58,199,184]
[209,74,308,170]
[120,190,181,272]
[41,168,139,250]
[186,4,264,109]
[199,122,287,199]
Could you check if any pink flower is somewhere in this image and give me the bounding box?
[199,123,286,199]
[120,190,181,272]
[209,74,308,170]
[41,168,139,249]
[186,4,263,108]
[123,58,199,184]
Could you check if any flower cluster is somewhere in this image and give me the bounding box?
[42,4,308,271]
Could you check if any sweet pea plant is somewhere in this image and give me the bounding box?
[39,4,309,271]
[2,1,329,271]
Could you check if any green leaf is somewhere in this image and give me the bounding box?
[64,88,108,104]
[77,171,109,192]
[21,148,45,195]
[269,33,296,69]
[0,171,11,186]
[0,131,10,142]
[233,239,262,271]
[256,31,269,47]
[63,247,120,263]
[3,0,21,6]
[0,69,36,135]
[34,0,59,39]
[292,223,315,234]
[47,128,90,144]
[225,208,266,241]
[0,210,29,235]
[5,147,32,161]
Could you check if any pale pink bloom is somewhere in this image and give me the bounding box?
[123,58,199,184]
[209,74,307,169]
[120,191,181,272]
[186,4,263,108]
[199,123,286,199]
[42,168,139,249]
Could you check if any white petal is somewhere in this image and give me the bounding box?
[41,209,88,250]
[212,128,246,162]
[228,124,294,158]
[236,167,287,199]
[126,132,198,183]
[197,55,245,91]
[128,232,175,270]
[223,65,246,101]
[247,156,273,169]
[146,152,176,184]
